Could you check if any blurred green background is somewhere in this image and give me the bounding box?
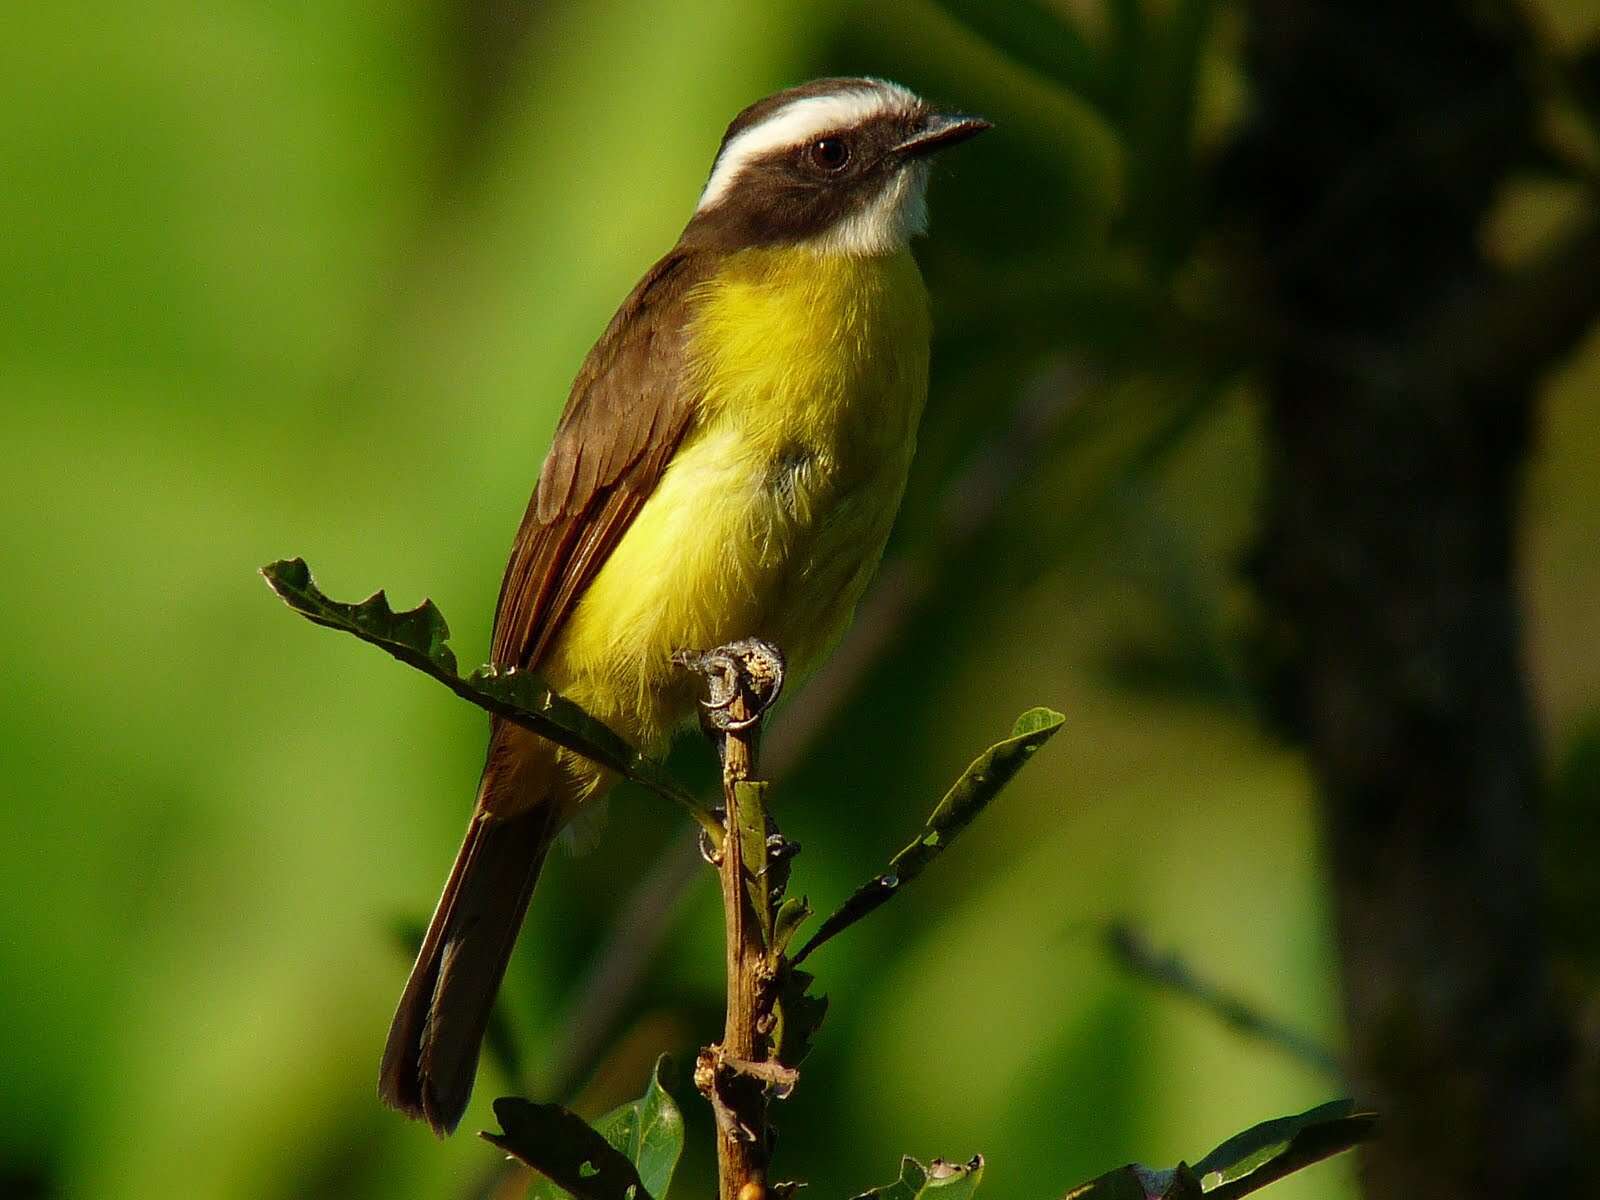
[2,2,1597,1198]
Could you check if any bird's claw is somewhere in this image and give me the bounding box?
[672,638,786,731]
[698,815,726,866]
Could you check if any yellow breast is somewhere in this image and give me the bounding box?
[544,245,930,750]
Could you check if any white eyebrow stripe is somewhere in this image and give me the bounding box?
[695,84,916,212]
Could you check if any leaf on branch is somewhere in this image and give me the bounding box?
[851,1155,985,1200]
[772,967,828,1069]
[483,1101,644,1200]
[484,1055,684,1200]
[733,779,774,931]
[586,1056,684,1200]
[1062,1100,1375,1200]
[791,707,1065,964]
[771,896,812,959]
[1064,1164,1203,1200]
[1191,1099,1374,1199]
[260,558,716,835]
[262,556,458,674]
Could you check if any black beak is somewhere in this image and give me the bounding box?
[894,111,993,159]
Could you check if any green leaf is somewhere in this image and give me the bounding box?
[851,1155,985,1200]
[485,1057,684,1200]
[791,708,1064,964]
[1060,1101,1374,1200]
[586,1056,684,1200]
[771,967,828,1069]
[1064,1163,1202,1200]
[732,779,773,935]
[261,558,718,839]
[770,896,812,958]
[484,1101,646,1200]
[261,555,457,675]
[1193,1100,1375,1199]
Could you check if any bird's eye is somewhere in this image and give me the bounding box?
[807,136,851,172]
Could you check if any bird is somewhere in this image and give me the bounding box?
[379,76,989,1135]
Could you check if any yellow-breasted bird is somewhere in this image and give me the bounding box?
[379,77,989,1134]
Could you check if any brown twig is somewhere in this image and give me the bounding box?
[711,686,769,1199]
[676,639,787,1200]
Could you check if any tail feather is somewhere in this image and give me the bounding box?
[379,797,556,1135]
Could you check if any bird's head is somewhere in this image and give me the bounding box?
[685,77,989,257]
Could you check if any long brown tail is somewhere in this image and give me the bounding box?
[379,763,558,1136]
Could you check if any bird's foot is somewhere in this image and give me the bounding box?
[671,638,786,732]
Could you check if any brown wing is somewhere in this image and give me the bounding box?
[490,247,707,670]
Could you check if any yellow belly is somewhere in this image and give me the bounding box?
[541,245,930,752]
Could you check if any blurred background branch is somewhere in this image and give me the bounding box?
[1107,922,1339,1078]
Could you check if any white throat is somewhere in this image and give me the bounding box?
[806,160,930,257]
